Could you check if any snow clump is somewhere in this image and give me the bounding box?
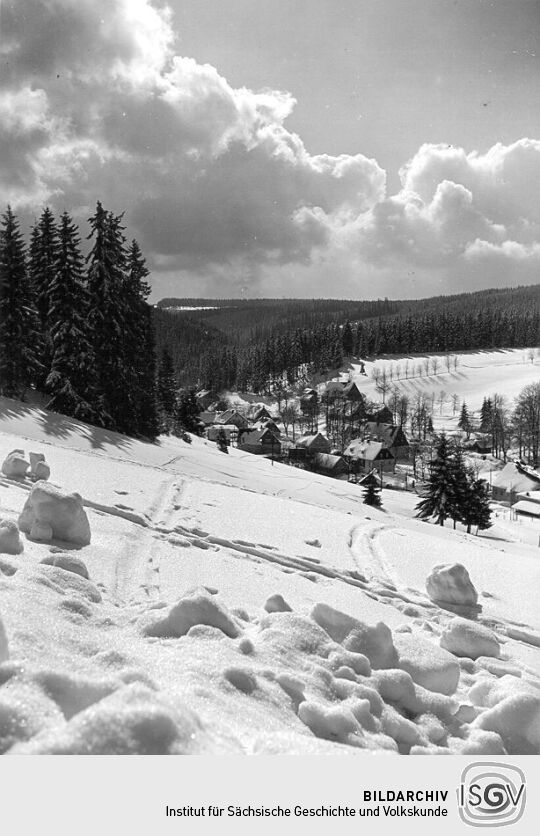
[18,482,91,546]
[40,553,89,579]
[440,617,500,660]
[393,633,460,695]
[142,588,241,638]
[0,519,23,555]
[1,450,29,480]
[426,563,479,614]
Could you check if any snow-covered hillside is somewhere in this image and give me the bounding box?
[1,396,539,755]
[352,348,539,427]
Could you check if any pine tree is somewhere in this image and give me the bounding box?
[29,207,58,385]
[86,202,128,430]
[123,239,159,438]
[458,402,472,438]
[415,434,457,526]
[216,428,229,453]
[363,480,382,508]
[450,445,470,529]
[479,397,493,432]
[461,477,492,534]
[342,320,353,356]
[45,212,99,423]
[157,346,177,431]
[175,387,201,434]
[0,206,40,398]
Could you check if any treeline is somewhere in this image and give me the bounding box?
[0,204,159,438]
[155,287,539,392]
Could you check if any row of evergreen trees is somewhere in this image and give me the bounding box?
[416,435,492,533]
[0,204,159,437]
[192,305,539,394]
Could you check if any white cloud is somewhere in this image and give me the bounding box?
[0,0,539,297]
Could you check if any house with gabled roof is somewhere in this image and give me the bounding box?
[238,428,281,457]
[216,409,250,430]
[343,438,395,474]
[365,422,410,461]
[491,461,540,505]
[295,432,331,454]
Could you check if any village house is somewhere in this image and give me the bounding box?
[365,422,410,461]
[206,425,237,445]
[250,405,273,422]
[310,452,349,479]
[344,439,395,475]
[342,381,366,402]
[199,410,218,428]
[215,409,250,430]
[299,388,318,416]
[366,405,393,425]
[463,434,492,455]
[195,389,215,411]
[491,461,540,505]
[237,428,281,457]
[295,432,332,454]
[512,490,540,519]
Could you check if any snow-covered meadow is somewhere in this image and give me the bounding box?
[0,393,539,755]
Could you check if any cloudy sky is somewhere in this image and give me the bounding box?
[2,0,540,300]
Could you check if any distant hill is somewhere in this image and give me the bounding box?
[153,286,539,390]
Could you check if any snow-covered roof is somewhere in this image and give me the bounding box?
[296,433,329,448]
[312,453,347,470]
[512,500,540,517]
[516,490,540,505]
[344,439,393,460]
[491,462,540,493]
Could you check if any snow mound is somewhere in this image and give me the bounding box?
[264,593,292,613]
[1,451,29,479]
[142,589,241,639]
[33,461,50,482]
[0,679,64,753]
[9,683,205,755]
[426,563,480,616]
[394,633,460,695]
[259,612,333,656]
[440,617,500,660]
[18,481,91,546]
[0,614,8,663]
[34,565,102,603]
[0,519,23,555]
[473,693,540,754]
[40,553,89,579]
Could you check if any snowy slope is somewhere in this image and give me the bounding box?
[333,348,539,428]
[1,396,539,755]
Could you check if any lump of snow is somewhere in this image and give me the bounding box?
[33,461,50,482]
[394,633,460,696]
[298,700,361,742]
[426,563,480,616]
[10,683,204,755]
[224,667,257,694]
[0,519,23,555]
[264,593,292,614]
[142,589,240,639]
[40,553,89,579]
[344,623,398,670]
[473,693,540,754]
[259,612,333,657]
[0,680,64,753]
[1,451,29,480]
[18,481,91,546]
[35,565,101,603]
[0,612,8,663]
[311,602,361,643]
[440,617,500,660]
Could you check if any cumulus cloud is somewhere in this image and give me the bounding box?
[0,0,539,297]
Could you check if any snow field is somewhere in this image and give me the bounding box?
[1,394,540,754]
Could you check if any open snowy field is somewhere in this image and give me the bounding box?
[337,348,538,428]
[1,396,540,755]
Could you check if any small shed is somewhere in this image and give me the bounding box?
[512,500,540,519]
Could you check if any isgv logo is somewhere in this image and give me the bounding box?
[458,763,526,827]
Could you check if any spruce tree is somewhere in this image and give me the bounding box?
[458,402,472,438]
[45,212,99,423]
[86,202,128,430]
[415,434,457,526]
[363,480,382,508]
[175,387,201,434]
[461,478,492,535]
[157,346,177,431]
[216,428,229,453]
[29,207,58,385]
[479,397,493,432]
[0,206,40,398]
[124,239,159,438]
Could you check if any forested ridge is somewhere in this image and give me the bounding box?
[155,286,539,392]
